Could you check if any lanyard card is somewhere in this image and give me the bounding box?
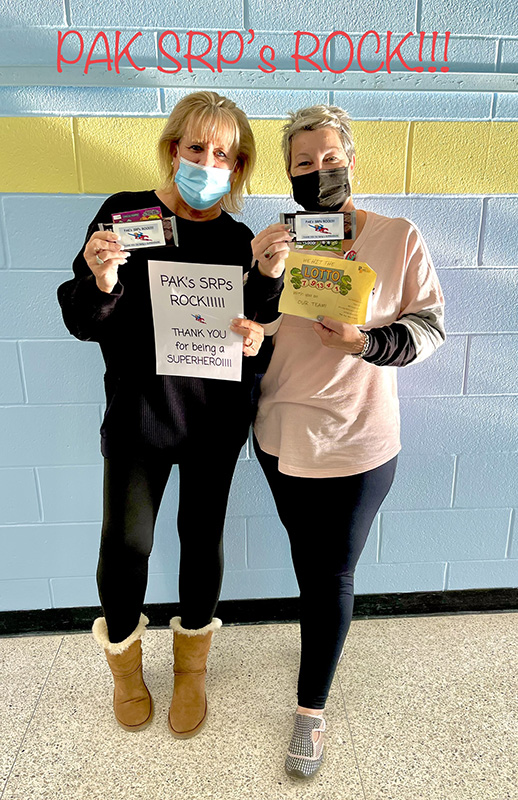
[280,211,356,253]
[98,216,178,249]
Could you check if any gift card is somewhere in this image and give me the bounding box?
[294,213,345,242]
[112,220,166,250]
[280,212,356,252]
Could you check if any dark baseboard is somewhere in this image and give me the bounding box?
[0,588,516,637]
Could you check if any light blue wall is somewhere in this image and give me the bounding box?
[1,189,517,611]
[1,0,518,611]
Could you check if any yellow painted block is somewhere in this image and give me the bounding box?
[250,119,408,196]
[3,117,517,197]
[0,118,78,193]
[410,122,491,194]
[486,123,518,194]
[76,118,164,193]
[249,119,290,196]
[352,121,408,194]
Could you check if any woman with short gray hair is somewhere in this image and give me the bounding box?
[252,104,445,779]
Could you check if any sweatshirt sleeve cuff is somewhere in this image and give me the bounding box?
[244,261,285,322]
[245,261,285,297]
[361,323,417,367]
[78,275,124,316]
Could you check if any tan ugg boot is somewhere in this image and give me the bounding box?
[168,616,222,738]
[92,614,153,732]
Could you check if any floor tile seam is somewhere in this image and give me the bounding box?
[336,671,369,800]
[0,635,64,800]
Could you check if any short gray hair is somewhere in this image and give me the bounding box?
[281,105,355,172]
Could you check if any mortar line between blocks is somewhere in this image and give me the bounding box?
[14,341,29,404]
[33,467,45,522]
[244,517,249,569]
[0,196,12,269]
[71,118,84,195]
[461,335,472,396]
[242,0,249,31]
[404,122,414,195]
[443,562,450,590]
[0,463,102,470]
[450,454,459,508]
[490,93,497,120]
[495,38,503,72]
[48,577,56,607]
[414,0,423,31]
[3,27,512,35]
[337,673,368,800]
[0,636,64,800]
[505,509,514,559]
[63,0,71,26]
[152,30,159,69]
[0,521,102,530]
[376,513,383,563]
[0,401,105,408]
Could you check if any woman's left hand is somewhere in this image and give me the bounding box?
[230,318,264,357]
[313,316,365,354]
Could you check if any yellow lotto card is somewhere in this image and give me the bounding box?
[279,252,377,325]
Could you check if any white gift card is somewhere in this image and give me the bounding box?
[112,220,165,250]
[294,214,345,242]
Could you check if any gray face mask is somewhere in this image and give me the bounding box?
[291,167,351,212]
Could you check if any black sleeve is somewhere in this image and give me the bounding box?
[244,260,285,324]
[361,322,417,367]
[57,195,125,343]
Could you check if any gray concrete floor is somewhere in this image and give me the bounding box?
[1,613,517,800]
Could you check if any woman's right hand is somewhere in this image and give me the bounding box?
[83,231,131,294]
[252,223,293,279]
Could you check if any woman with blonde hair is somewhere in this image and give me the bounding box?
[252,104,445,778]
[58,91,285,737]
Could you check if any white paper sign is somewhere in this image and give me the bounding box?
[148,260,243,381]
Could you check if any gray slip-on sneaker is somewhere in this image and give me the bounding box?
[285,712,326,779]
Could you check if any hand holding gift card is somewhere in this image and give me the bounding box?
[98,206,178,249]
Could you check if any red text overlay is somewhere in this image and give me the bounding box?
[57,29,452,75]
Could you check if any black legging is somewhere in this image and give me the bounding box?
[97,440,243,643]
[254,437,397,709]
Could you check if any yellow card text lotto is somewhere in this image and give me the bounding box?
[279,252,377,325]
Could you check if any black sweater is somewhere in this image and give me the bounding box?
[57,191,284,457]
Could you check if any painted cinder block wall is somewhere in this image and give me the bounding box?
[0,0,517,612]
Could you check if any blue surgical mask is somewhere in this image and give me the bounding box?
[173,156,232,211]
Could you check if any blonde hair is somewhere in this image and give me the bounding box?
[281,105,355,173]
[158,91,256,213]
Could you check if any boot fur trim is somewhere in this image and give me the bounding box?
[169,616,222,637]
[92,614,149,655]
